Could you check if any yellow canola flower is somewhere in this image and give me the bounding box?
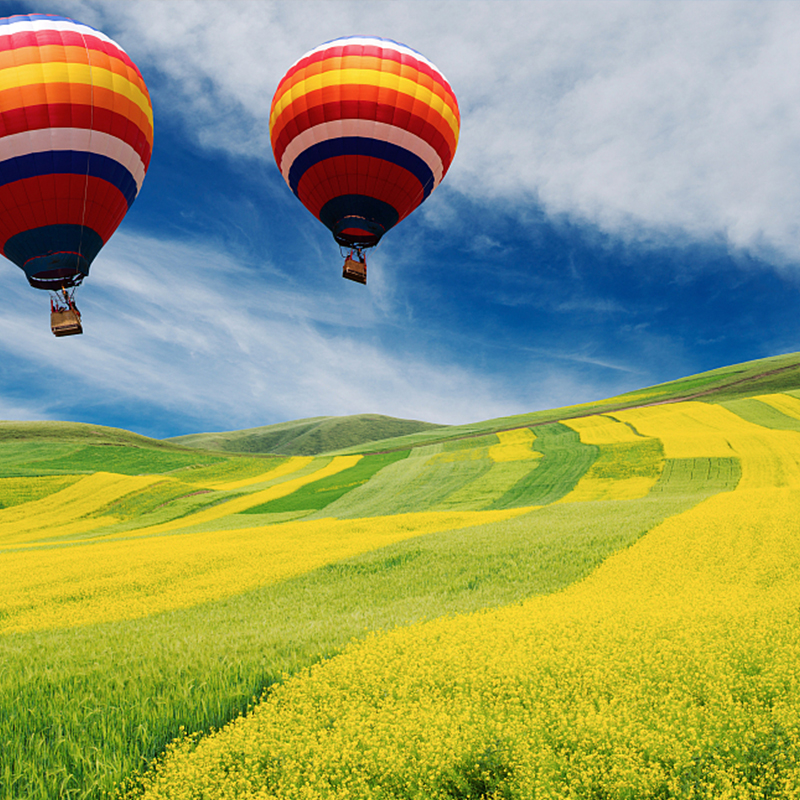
[0,507,530,634]
[114,456,362,539]
[558,475,657,503]
[0,475,80,507]
[558,415,661,502]
[133,483,800,800]
[615,401,800,489]
[0,472,169,546]
[488,428,541,462]
[754,392,800,422]
[562,414,646,445]
[202,457,313,491]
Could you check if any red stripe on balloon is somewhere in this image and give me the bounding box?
[0,103,152,168]
[295,155,425,221]
[272,91,456,172]
[272,99,454,179]
[0,174,128,248]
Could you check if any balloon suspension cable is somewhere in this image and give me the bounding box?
[49,282,81,313]
[339,244,368,261]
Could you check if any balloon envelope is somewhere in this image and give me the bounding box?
[270,36,459,249]
[0,14,153,289]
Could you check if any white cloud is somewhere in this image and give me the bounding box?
[0,232,536,431]
[61,0,800,267]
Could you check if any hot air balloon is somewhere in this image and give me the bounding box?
[270,36,459,285]
[0,13,153,336]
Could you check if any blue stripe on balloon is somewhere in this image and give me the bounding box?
[4,223,104,272]
[0,151,137,207]
[287,137,434,199]
[319,194,399,245]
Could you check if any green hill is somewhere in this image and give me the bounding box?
[165,413,446,455]
[165,351,800,457]
[5,350,800,800]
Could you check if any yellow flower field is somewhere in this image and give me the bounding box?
[201,456,313,490]
[0,472,174,546]
[0,507,531,634]
[488,428,541,462]
[615,401,800,488]
[131,482,800,799]
[754,391,800,422]
[562,413,646,444]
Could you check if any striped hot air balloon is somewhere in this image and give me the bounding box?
[270,36,459,285]
[0,13,153,335]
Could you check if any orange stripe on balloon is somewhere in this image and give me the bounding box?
[0,44,149,99]
[0,82,153,148]
[273,54,458,119]
[271,84,456,164]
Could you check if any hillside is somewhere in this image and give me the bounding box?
[3,350,800,799]
[165,413,446,455]
[166,351,800,457]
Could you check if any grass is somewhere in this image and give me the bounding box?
[240,450,409,514]
[490,422,598,507]
[0,442,228,477]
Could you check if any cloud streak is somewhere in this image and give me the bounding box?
[0,232,545,435]
[61,0,800,267]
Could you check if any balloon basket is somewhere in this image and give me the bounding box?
[50,308,83,337]
[342,253,367,284]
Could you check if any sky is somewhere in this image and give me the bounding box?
[1,0,800,439]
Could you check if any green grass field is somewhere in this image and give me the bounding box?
[3,352,800,799]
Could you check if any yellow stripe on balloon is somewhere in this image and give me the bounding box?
[0,62,153,128]
[271,67,459,143]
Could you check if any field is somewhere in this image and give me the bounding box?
[3,353,800,799]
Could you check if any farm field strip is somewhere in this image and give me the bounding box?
[88,455,361,540]
[312,444,492,518]
[754,391,800,422]
[490,422,598,508]
[0,507,532,634]
[0,474,81,508]
[558,416,663,502]
[200,456,311,490]
[615,401,800,488]
[0,472,173,545]
[129,483,800,800]
[562,413,648,444]
[488,428,540,462]
[432,460,542,510]
[240,451,410,515]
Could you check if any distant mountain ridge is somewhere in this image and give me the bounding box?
[3,352,800,457]
[165,351,800,456]
[165,413,446,456]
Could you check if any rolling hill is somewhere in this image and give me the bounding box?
[3,350,800,800]
[165,413,446,455]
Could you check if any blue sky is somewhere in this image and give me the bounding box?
[1,0,799,439]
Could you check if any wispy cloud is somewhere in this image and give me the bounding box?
[0,232,545,434]
[62,0,800,267]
